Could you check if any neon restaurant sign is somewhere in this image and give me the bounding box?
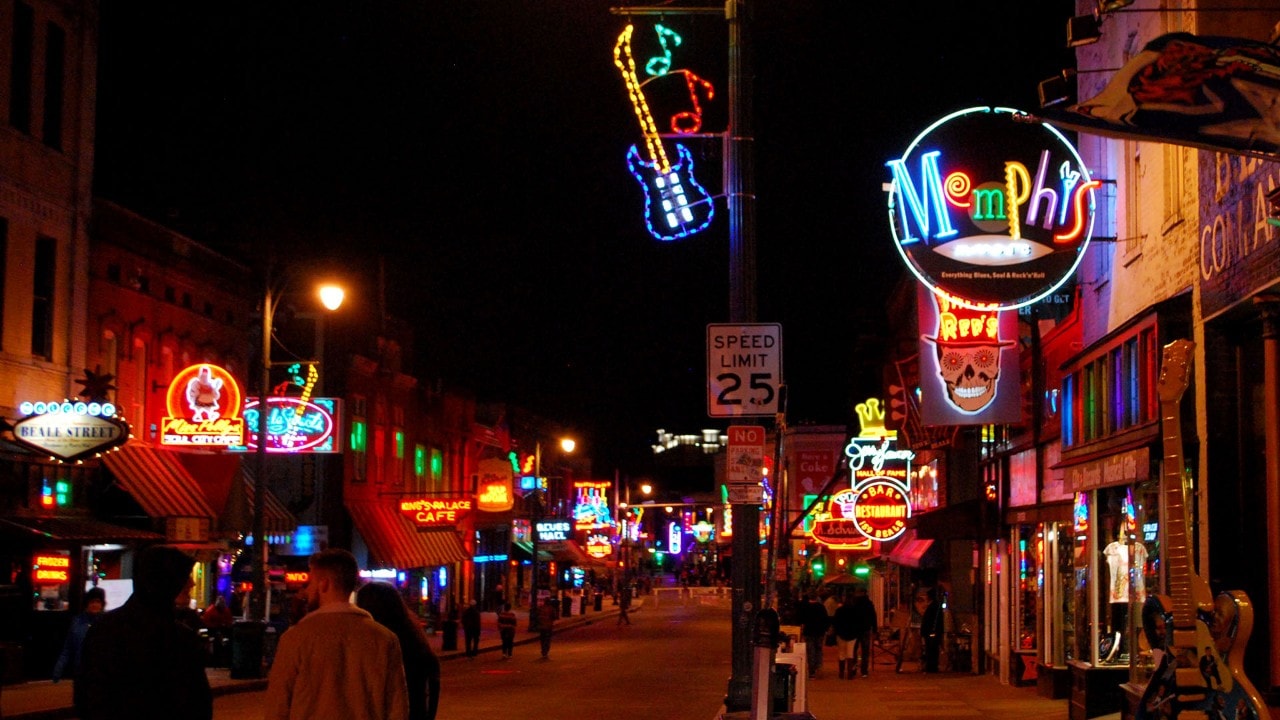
[886,106,1099,310]
[161,364,245,446]
[234,397,340,453]
[400,497,473,528]
[614,23,715,241]
[841,399,916,543]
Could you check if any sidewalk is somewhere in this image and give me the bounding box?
[0,597,631,720]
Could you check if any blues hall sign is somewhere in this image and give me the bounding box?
[887,106,1099,310]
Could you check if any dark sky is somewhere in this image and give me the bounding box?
[93,1,1075,474]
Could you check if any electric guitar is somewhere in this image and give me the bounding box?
[1137,339,1268,720]
[613,24,714,242]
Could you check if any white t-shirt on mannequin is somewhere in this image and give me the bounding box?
[1104,541,1128,604]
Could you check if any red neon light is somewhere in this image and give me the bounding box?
[1054,180,1101,244]
[944,171,972,208]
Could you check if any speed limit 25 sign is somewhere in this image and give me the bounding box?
[707,323,782,417]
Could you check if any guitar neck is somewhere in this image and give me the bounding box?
[614,25,671,173]
[1161,397,1197,629]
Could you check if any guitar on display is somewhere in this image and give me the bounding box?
[1137,338,1268,720]
[613,24,714,242]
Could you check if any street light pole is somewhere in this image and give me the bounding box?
[249,279,274,624]
[529,441,542,632]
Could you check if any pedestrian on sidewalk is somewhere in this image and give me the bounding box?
[52,586,106,684]
[357,582,441,720]
[77,545,212,720]
[461,600,482,658]
[921,588,944,673]
[537,597,557,659]
[497,603,518,659]
[264,549,409,720]
[849,586,877,678]
[797,592,829,679]
[831,593,858,680]
[617,584,632,626]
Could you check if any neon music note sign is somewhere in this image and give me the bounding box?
[614,24,715,241]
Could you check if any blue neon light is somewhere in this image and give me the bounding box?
[625,143,714,242]
[886,150,957,244]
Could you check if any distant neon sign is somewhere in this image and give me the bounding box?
[667,521,683,555]
[586,534,613,558]
[161,364,245,446]
[809,489,874,550]
[573,480,614,530]
[33,553,70,583]
[886,106,1097,310]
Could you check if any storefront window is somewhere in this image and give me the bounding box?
[1130,479,1161,685]
[1014,524,1039,652]
[1072,491,1091,663]
[1095,485,1132,667]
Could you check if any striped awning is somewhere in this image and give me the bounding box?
[887,530,936,569]
[346,501,469,569]
[236,465,299,535]
[102,444,216,520]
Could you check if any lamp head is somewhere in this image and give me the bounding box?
[318,284,345,311]
[559,437,576,454]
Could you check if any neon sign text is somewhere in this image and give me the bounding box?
[399,497,472,527]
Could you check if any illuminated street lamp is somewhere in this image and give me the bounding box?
[528,436,574,631]
[618,481,653,582]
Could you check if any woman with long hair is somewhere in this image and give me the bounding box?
[355,583,441,720]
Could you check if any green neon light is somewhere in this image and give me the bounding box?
[350,420,366,452]
[415,445,426,477]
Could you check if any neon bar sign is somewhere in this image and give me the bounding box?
[236,397,339,453]
[886,106,1098,310]
[161,364,245,446]
[33,554,70,583]
[614,24,715,241]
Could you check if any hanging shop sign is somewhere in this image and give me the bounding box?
[844,399,915,484]
[847,480,911,541]
[667,521,684,555]
[614,23,716,241]
[11,400,129,461]
[808,488,874,550]
[573,481,614,530]
[234,397,340,453]
[535,520,572,543]
[917,287,1022,425]
[399,497,473,528]
[887,106,1098,310]
[476,458,515,512]
[585,534,614,558]
[161,364,245,447]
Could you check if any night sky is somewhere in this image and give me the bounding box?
[92,1,1075,474]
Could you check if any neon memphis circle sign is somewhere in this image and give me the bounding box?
[886,106,1098,310]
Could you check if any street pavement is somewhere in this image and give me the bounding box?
[2,592,1100,720]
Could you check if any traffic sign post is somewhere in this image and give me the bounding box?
[707,323,782,417]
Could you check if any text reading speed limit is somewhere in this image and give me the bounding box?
[707,323,782,417]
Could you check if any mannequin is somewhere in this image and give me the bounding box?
[1101,527,1139,662]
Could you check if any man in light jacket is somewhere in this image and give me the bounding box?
[265,549,409,720]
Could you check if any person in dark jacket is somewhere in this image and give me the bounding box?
[921,588,945,673]
[460,600,482,657]
[797,592,829,678]
[831,593,859,679]
[848,586,878,678]
[356,581,442,720]
[76,545,212,720]
[52,586,106,683]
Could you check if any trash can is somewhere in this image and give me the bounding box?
[579,594,588,615]
[561,594,572,618]
[594,593,603,611]
[441,620,458,651]
[230,621,267,679]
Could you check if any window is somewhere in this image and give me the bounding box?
[43,22,65,150]
[414,444,427,493]
[32,236,56,359]
[431,447,444,492]
[372,427,385,484]
[350,417,367,482]
[1162,144,1182,232]
[392,429,405,484]
[10,2,34,133]
[1061,320,1161,448]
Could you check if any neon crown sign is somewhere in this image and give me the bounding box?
[886,106,1099,310]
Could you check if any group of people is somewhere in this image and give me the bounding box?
[796,587,878,680]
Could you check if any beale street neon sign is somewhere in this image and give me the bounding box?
[887,106,1098,310]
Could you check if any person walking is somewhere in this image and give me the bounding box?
[52,586,106,684]
[848,586,878,678]
[356,582,441,720]
[798,592,829,679]
[264,549,409,720]
[831,593,859,680]
[536,596,557,659]
[461,600,482,658]
[496,603,518,659]
[616,584,632,626]
[921,588,945,673]
[76,545,212,720]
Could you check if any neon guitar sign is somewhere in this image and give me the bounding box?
[614,24,715,242]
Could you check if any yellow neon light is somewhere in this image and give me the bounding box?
[613,25,671,174]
